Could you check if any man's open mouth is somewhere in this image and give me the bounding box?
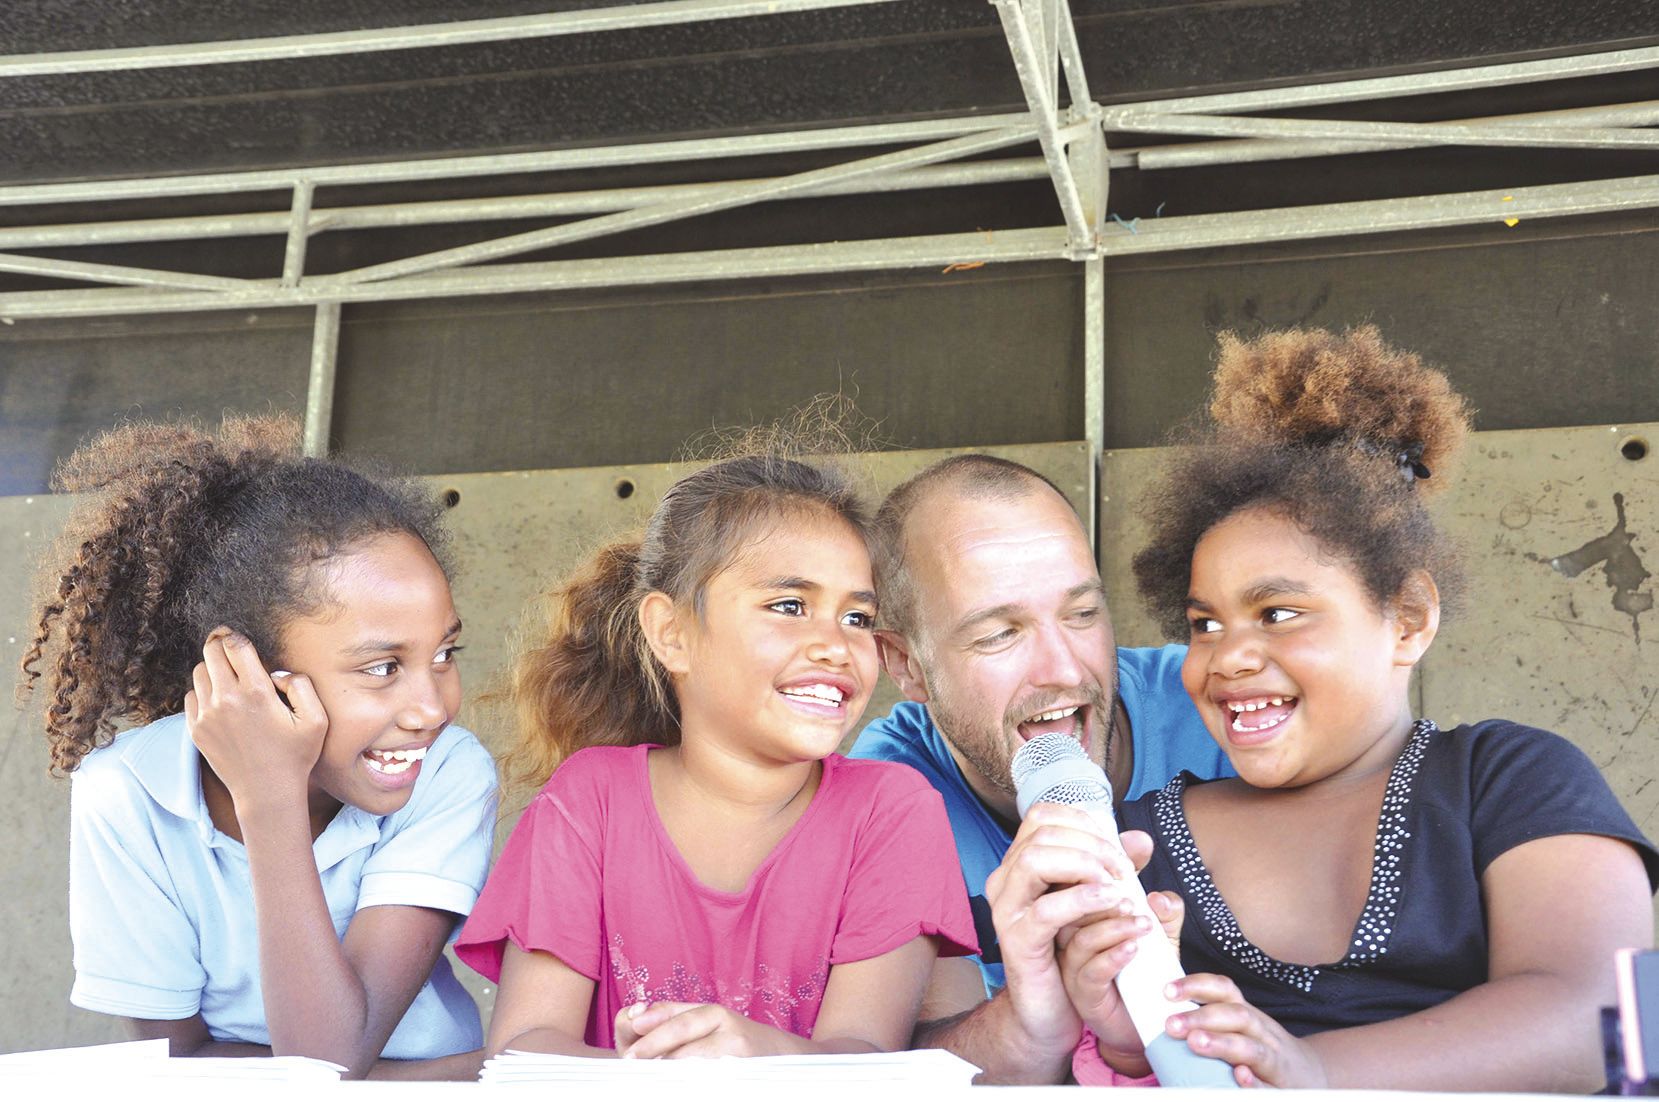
[1016,703,1087,743]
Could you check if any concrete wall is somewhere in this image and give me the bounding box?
[0,442,1088,1054]
[4,426,1654,1052]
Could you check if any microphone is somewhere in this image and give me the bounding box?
[1011,731,1237,1088]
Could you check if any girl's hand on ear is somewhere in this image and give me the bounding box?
[184,628,328,815]
[615,1002,791,1059]
[1164,973,1327,1089]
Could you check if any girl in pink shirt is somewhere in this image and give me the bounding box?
[457,449,977,1059]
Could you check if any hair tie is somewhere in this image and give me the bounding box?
[1353,436,1430,484]
[1397,442,1430,484]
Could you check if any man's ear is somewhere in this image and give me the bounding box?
[876,629,930,704]
[1391,569,1441,668]
[638,591,691,677]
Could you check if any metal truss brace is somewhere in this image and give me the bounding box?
[0,161,1057,252]
[317,123,1042,286]
[282,182,316,287]
[991,0,1106,260]
[0,252,252,292]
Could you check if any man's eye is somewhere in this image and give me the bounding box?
[1189,617,1221,635]
[842,610,875,630]
[769,598,805,616]
[363,660,399,678]
[975,628,1017,649]
[1264,608,1301,625]
[1069,605,1102,624]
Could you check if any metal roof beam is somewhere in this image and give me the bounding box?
[4,98,1651,255]
[1134,99,1659,169]
[4,175,1656,320]
[0,113,1033,208]
[0,0,902,78]
[0,226,1074,318]
[1119,44,1659,115]
[1109,111,1659,151]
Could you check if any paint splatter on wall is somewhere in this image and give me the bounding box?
[1547,493,1653,642]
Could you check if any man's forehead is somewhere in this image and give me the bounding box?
[915,486,1084,547]
[908,489,1094,596]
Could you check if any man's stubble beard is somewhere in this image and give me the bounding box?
[928,668,1119,804]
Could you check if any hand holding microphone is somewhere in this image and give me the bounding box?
[1012,731,1238,1088]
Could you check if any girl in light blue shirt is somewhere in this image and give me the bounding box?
[23,415,497,1079]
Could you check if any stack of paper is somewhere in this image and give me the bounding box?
[0,1038,169,1072]
[0,1038,343,1082]
[481,1047,979,1086]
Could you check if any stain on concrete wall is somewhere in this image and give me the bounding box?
[1544,492,1654,642]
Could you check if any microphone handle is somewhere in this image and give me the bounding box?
[1081,805,1239,1089]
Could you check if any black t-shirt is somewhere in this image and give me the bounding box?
[1120,719,1659,1037]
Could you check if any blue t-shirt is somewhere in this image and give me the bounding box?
[849,644,1232,994]
[69,713,499,1059]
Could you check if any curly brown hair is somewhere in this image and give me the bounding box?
[21,415,449,775]
[1133,326,1472,640]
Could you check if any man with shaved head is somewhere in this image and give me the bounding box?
[850,455,1230,1083]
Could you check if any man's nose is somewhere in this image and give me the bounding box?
[1027,622,1085,688]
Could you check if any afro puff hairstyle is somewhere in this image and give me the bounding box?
[1132,326,1473,640]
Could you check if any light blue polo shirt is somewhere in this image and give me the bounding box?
[850,644,1233,995]
[68,713,498,1058]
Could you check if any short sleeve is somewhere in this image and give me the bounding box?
[358,727,500,919]
[829,770,979,965]
[1468,721,1659,887]
[68,765,205,1019]
[453,764,605,984]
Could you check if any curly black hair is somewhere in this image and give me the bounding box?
[21,415,450,775]
[1133,326,1472,640]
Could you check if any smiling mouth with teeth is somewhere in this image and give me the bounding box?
[780,683,846,707]
[1015,704,1085,743]
[363,745,428,775]
[1226,696,1297,733]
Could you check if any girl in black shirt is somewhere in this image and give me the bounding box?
[1079,327,1656,1091]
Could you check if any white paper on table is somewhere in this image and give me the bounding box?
[0,1040,342,1082]
[481,1047,979,1086]
[0,1038,170,1070]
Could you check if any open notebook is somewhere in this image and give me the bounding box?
[481,1047,980,1085]
[0,1038,344,1081]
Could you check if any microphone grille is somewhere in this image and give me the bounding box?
[1011,731,1088,784]
[1031,778,1109,808]
[1011,731,1112,816]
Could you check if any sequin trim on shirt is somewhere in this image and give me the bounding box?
[608,933,829,1030]
[1152,718,1438,993]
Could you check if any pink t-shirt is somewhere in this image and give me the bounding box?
[456,745,977,1047]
